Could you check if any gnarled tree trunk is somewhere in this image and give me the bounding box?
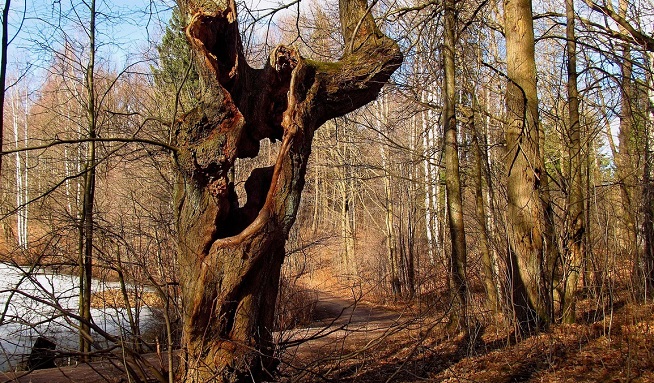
[172,1,402,382]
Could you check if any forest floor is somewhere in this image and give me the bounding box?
[278,276,654,383]
[1,280,653,382]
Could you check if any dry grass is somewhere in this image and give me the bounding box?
[90,289,163,309]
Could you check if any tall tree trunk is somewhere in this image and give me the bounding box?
[421,85,439,265]
[642,50,654,299]
[173,1,401,381]
[471,108,500,314]
[336,131,356,274]
[78,0,96,358]
[644,110,654,300]
[0,0,10,180]
[311,151,320,233]
[19,91,27,249]
[562,0,585,323]
[10,91,28,250]
[383,153,400,296]
[615,0,639,276]
[503,0,554,333]
[585,121,598,296]
[378,95,401,297]
[339,176,356,273]
[403,109,420,298]
[443,0,468,331]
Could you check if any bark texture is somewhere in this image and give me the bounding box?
[172,1,402,382]
[615,0,642,296]
[0,0,10,179]
[443,0,468,331]
[471,111,500,314]
[645,51,654,298]
[503,0,555,333]
[562,0,584,324]
[78,0,96,359]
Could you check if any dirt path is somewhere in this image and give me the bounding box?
[310,291,405,327]
[276,291,414,381]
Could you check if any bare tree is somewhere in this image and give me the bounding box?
[77,0,97,359]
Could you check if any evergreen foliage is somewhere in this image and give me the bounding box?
[152,7,199,112]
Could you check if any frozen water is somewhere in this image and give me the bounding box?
[0,263,154,372]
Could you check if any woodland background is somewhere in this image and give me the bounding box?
[0,0,653,381]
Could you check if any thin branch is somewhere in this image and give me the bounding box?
[0,134,177,156]
[584,0,654,51]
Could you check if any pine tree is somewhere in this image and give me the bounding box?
[152,7,199,113]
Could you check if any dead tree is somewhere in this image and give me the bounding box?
[172,0,402,381]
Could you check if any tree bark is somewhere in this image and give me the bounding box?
[471,108,500,314]
[503,0,554,333]
[0,0,10,181]
[443,0,468,331]
[562,0,584,324]
[615,0,638,270]
[644,51,654,298]
[78,0,96,358]
[606,0,645,299]
[377,95,401,297]
[10,91,28,250]
[420,83,439,265]
[337,132,356,274]
[172,1,401,381]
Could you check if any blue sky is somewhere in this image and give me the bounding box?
[2,0,307,80]
[3,0,175,80]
